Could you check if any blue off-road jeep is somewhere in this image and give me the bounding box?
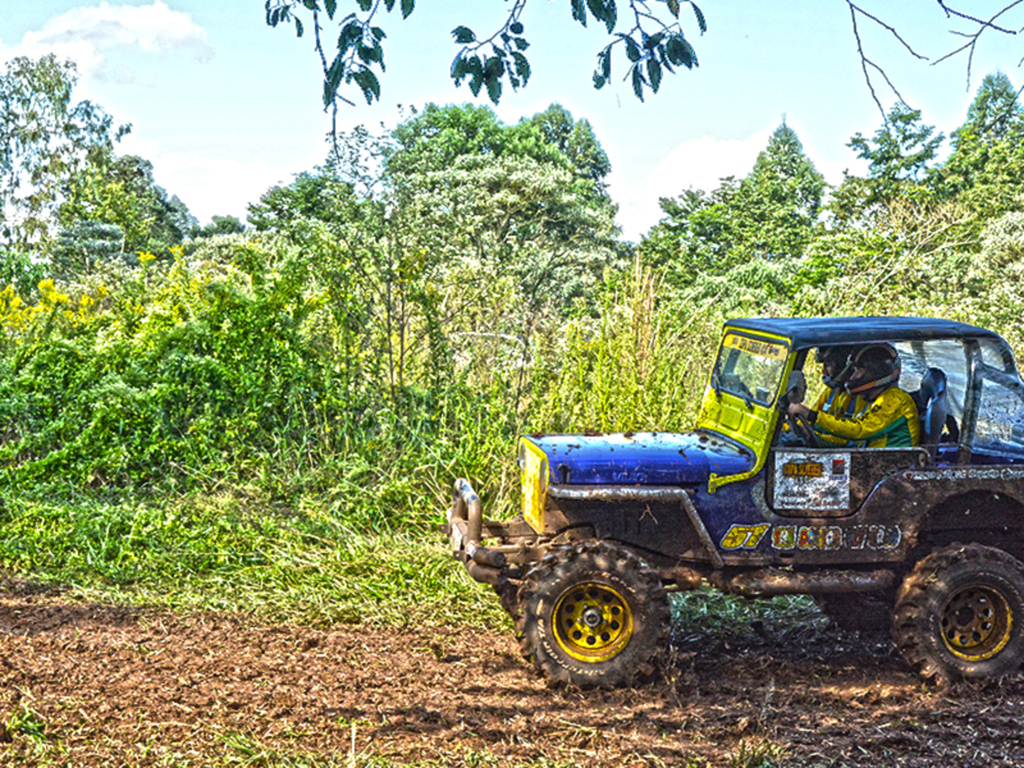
[446,317,1024,687]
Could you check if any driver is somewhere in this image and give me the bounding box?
[813,345,858,415]
[789,344,919,448]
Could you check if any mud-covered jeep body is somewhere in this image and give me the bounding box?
[446,317,1024,686]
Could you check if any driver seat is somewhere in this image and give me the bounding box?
[916,368,948,456]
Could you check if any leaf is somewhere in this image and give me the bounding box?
[603,0,617,33]
[631,66,645,101]
[681,38,697,68]
[325,0,337,18]
[353,69,380,103]
[667,0,680,18]
[512,51,531,84]
[451,55,468,82]
[452,26,476,43]
[384,0,395,10]
[600,49,611,78]
[484,56,505,77]
[339,22,362,53]
[647,57,662,92]
[323,79,335,108]
[624,36,641,62]
[593,72,606,89]
[486,74,502,104]
[645,32,664,50]
[401,0,414,19]
[510,21,524,34]
[371,27,386,40]
[692,2,707,34]
[571,0,586,25]
[327,53,346,90]
[294,17,304,37]
[667,35,696,68]
[302,0,317,9]
[356,0,371,10]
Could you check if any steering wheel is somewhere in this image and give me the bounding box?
[787,411,821,448]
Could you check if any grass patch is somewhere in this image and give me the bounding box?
[0,494,506,629]
[672,586,827,640]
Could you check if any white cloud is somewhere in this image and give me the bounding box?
[0,2,212,79]
[612,131,772,242]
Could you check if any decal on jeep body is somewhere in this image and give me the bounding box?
[720,524,770,550]
[773,451,851,511]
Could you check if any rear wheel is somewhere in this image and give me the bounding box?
[893,543,1024,682]
[518,541,670,687]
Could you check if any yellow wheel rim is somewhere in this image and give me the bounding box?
[940,586,1014,662]
[553,582,633,662]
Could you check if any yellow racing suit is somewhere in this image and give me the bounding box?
[812,387,919,448]
[811,387,862,446]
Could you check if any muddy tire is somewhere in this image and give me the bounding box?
[815,591,894,633]
[518,540,670,687]
[893,543,1024,682]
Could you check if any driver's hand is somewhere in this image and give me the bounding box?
[788,403,812,419]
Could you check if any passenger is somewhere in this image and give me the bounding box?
[789,344,919,448]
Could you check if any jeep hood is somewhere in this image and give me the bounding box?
[524,431,755,486]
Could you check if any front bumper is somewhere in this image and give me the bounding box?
[444,478,547,586]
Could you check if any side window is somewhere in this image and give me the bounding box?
[979,338,1017,373]
[895,340,968,422]
[974,378,1024,455]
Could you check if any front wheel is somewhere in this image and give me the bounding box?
[893,543,1024,682]
[518,541,670,687]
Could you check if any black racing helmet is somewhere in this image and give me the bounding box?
[846,344,901,395]
[816,345,858,388]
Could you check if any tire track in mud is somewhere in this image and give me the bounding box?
[2,584,1024,766]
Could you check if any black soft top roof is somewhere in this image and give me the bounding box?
[726,316,1002,349]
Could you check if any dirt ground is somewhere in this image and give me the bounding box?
[3,580,1024,767]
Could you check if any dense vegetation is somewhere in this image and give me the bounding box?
[2,55,1024,627]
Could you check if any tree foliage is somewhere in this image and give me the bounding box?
[847,104,944,205]
[265,0,704,115]
[641,122,824,284]
[0,55,127,249]
[60,151,197,261]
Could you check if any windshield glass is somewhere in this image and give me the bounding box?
[713,333,789,405]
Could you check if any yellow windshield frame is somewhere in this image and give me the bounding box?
[698,327,796,493]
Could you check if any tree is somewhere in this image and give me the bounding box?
[931,72,1024,214]
[0,55,126,250]
[733,122,825,258]
[847,104,944,205]
[51,220,126,278]
[247,169,361,230]
[198,215,247,238]
[59,152,198,259]
[641,122,824,283]
[524,104,611,194]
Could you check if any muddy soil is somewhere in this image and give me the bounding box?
[2,580,1024,767]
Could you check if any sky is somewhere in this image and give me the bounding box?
[2,1,1023,241]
